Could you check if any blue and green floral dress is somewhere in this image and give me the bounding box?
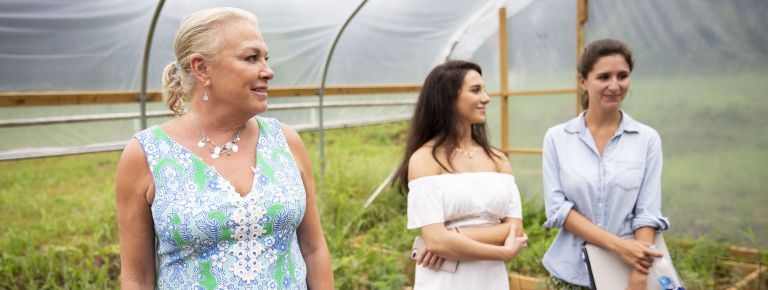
[134,116,307,290]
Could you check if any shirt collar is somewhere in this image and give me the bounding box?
[564,110,640,135]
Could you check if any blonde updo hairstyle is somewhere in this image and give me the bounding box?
[162,7,259,116]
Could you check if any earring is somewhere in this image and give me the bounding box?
[203,86,209,101]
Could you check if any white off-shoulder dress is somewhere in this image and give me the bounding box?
[407,172,523,290]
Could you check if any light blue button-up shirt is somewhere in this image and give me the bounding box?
[541,111,670,287]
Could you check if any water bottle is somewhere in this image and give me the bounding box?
[647,247,685,290]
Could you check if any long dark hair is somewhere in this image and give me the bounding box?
[393,60,502,194]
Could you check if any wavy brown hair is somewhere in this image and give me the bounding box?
[393,60,502,194]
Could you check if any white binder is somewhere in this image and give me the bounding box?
[583,234,682,290]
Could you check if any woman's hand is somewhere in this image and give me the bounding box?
[501,224,528,260]
[613,239,662,274]
[625,270,648,290]
[416,250,446,271]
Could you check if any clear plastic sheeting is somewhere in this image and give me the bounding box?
[0,0,533,154]
[324,0,496,85]
[147,0,363,88]
[0,1,155,91]
[587,1,768,76]
[472,0,577,92]
[0,0,525,91]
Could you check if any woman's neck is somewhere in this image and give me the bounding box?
[187,107,250,136]
[455,124,475,149]
[584,108,622,130]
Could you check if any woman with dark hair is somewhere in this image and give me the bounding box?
[542,39,669,289]
[393,60,528,289]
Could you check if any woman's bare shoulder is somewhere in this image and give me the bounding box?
[408,145,443,181]
[490,147,513,174]
[116,138,153,203]
[118,139,149,171]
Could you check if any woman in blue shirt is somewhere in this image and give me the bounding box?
[542,39,670,289]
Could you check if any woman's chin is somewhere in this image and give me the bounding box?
[598,101,622,111]
[245,103,268,116]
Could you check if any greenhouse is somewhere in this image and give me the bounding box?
[1,0,766,288]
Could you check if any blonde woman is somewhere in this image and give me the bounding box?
[115,7,333,289]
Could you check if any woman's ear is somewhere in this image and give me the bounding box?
[578,75,587,92]
[189,54,210,85]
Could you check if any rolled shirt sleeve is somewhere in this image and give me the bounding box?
[542,128,573,229]
[631,131,670,231]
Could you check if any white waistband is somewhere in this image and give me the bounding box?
[445,212,501,228]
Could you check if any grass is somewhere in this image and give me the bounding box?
[302,123,413,289]
[0,152,120,289]
[1,121,764,289]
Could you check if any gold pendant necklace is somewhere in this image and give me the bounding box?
[455,146,477,159]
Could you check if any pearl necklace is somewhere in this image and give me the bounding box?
[193,118,244,159]
[454,145,477,159]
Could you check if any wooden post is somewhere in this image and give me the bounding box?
[498,7,510,153]
[576,0,588,115]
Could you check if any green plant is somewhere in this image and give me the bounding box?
[507,196,557,277]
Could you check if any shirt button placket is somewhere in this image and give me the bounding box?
[597,160,605,228]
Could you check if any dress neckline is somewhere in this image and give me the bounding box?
[408,171,514,186]
[151,118,265,198]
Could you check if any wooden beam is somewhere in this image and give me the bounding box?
[0,91,163,106]
[0,100,417,127]
[501,147,543,155]
[726,266,767,290]
[499,7,510,153]
[0,84,422,107]
[669,239,766,261]
[576,0,589,115]
[320,84,421,95]
[0,115,412,161]
[268,84,422,97]
[727,246,765,261]
[0,85,572,114]
[487,88,577,97]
